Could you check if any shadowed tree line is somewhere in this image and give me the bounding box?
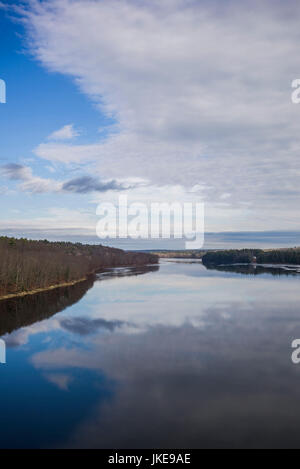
[202,248,300,266]
[0,237,158,297]
[0,276,95,336]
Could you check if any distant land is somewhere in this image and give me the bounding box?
[2,235,300,302]
[202,248,300,266]
[2,231,300,251]
[147,250,206,259]
[147,247,300,265]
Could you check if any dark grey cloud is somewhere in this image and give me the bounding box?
[62,176,131,194]
[1,164,30,180]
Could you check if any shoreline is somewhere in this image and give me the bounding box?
[0,260,160,302]
[0,276,89,302]
[0,238,158,303]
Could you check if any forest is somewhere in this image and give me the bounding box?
[0,237,158,298]
[202,248,300,266]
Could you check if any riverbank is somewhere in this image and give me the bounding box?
[0,276,88,302]
[0,237,158,299]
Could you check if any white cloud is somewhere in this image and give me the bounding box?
[11,0,300,231]
[47,124,80,141]
[0,207,97,238]
[1,163,62,193]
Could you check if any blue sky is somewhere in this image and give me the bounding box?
[1,0,300,249]
[0,6,106,158]
[0,1,119,243]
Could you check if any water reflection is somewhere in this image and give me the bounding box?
[0,265,158,338]
[205,263,300,276]
[1,261,300,448]
[0,277,94,337]
[60,316,126,336]
[96,264,159,280]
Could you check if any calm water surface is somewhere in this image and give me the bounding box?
[1,259,300,448]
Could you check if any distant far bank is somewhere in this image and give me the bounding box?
[147,247,300,265]
[201,248,300,266]
[146,250,206,259]
[2,231,300,251]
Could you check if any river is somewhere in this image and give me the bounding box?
[1,259,300,448]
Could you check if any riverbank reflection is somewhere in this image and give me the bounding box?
[1,261,300,448]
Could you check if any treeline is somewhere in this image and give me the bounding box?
[202,248,300,266]
[0,237,158,297]
[150,250,205,259]
[202,249,262,265]
[256,248,300,264]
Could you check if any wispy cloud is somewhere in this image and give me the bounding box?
[1,164,136,194]
[1,163,61,193]
[0,0,298,235]
[14,0,300,225]
[48,124,80,141]
[1,163,32,181]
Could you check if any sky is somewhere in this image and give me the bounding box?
[1,0,300,249]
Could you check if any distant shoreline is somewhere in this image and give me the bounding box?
[201,248,300,267]
[149,247,300,266]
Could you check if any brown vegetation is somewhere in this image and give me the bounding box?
[0,237,158,298]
